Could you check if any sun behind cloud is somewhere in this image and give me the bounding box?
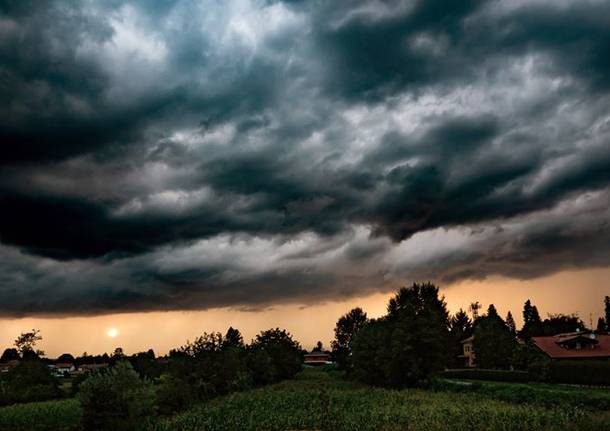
[106,328,119,338]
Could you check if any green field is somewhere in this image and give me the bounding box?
[2,370,610,431]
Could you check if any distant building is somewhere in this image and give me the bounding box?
[0,360,20,373]
[532,331,610,360]
[77,363,109,373]
[460,335,476,367]
[52,362,75,377]
[304,351,332,366]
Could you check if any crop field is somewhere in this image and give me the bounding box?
[2,370,609,431]
[151,370,608,431]
[0,398,81,431]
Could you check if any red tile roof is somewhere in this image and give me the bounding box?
[532,333,610,359]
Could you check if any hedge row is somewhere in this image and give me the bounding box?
[549,361,610,386]
[441,369,530,382]
[443,361,610,386]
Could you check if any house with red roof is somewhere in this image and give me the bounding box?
[532,331,610,360]
[303,351,332,366]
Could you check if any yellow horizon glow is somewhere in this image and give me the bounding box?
[0,267,608,357]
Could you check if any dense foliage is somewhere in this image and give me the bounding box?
[441,369,530,383]
[4,370,610,431]
[351,283,451,386]
[0,399,81,431]
[0,360,61,406]
[472,305,516,369]
[78,361,155,431]
[549,360,610,386]
[331,307,368,370]
[448,309,472,367]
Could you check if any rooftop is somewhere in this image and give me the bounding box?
[532,333,610,359]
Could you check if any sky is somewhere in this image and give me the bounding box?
[1,0,609,356]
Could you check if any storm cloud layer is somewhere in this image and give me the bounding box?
[1,0,609,315]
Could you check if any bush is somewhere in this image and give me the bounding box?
[249,328,303,383]
[79,361,155,431]
[0,360,61,405]
[154,374,195,415]
[0,399,81,431]
[549,361,610,386]
[441,368,530,383]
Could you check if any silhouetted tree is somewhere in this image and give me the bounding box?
[250,328,302,382]
[14,329,44,358]
[56,353,75,363]
[313,341,324,352]
[473,305,516,369]
[1,348,19,362]
[541,314,585,335]
[223,327,244,350]
[79,362,154,431]
[331,307,368,370]
[596,317,607,334]
[352,283,450,387]
[112,347,125,360]
[605,296,610,329]
[449,309,472,367]
[520,300,543,339]
[0,360,60,405]
[129,350,161,379]
[469,301,481,320]
[506,311,517,335]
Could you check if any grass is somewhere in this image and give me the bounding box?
[437,378,610,410]
[148,370,603,431]
[0,398,81,431]
[2,370,609,431]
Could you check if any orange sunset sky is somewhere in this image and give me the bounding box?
[2,268,608,357]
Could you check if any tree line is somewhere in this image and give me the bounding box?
[331,283,610,386]
[1,326,303,430]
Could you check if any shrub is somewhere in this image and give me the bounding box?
[249,328,303,383]
[155,374,195,415]
[549,361,610,386]
[0,360,61,405]
[441,368,530,383]
[79,361,155,431]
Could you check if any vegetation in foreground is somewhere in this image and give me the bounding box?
[3,369,610,431]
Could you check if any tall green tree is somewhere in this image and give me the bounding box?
[449,309,472,367]
[469,301,481,321]
[223,327,244,350]
[14,329,44,358]
[505,311,517,335]
[250,328,302,382]
[473,304,516,369]
[0,348,19,362]
[352,283,450,387]
[520,300,543,339]
[331,307,368,370]
[541,314,585,335]
[605,296,610,329]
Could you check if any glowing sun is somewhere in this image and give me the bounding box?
[106,328,119,338]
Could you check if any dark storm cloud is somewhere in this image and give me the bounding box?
[1,0,610,315]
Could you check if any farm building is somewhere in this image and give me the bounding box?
[532,331,610,360]
[459,335,476,367]
[304,351,332,366]
[51,362,76,377]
